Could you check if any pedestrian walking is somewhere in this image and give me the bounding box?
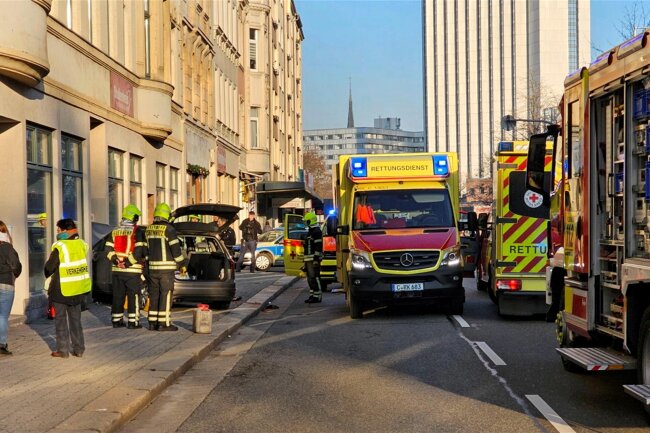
[236,211,262,273]
[145,203,187,331]
[105,204,147,329]
[0,221,21,355]
[45,219,91,358]
[302,212,323,303]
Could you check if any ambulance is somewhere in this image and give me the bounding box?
[324,152,475,319]
[477,141,552,316]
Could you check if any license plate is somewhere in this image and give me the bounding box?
[391,282,424,292]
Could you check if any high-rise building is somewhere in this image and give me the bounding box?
[423,0,590,181]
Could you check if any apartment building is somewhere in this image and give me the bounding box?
[423,0,590,182]
[0,0,304,320]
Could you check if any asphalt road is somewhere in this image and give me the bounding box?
[122,275,650,433]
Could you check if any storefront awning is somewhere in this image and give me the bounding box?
[255,181,323,217]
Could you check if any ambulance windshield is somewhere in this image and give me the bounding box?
[352,189,454,230]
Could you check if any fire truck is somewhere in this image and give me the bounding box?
[477,141,553,316]
[523,31,650,409]
[325,152,476,319]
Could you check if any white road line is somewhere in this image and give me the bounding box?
[475,341,506,366]
[452,315,470,327]
[525,395,577,433]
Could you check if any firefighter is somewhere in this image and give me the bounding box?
[105,204,147,329]
[303,212,323,304]
[145,203,187,331]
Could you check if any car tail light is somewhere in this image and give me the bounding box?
[284,239,303,247]
[496,279,522,291]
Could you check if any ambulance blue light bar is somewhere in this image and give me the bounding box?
[498,141,514,152]
[350,157,367,177]
[433,155,449,175]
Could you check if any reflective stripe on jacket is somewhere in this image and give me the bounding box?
[52,239,91,296]
[304,225,323,262]
[145,222,186,272]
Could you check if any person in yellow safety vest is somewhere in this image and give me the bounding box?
[303,212,324,304]
[44,218,91,358]
[144,203,187,331]
[105,204,147,329]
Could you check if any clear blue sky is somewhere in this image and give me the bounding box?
[297,0,643,133]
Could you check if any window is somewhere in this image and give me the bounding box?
[144,0,151,77]
[170,167,179,209]
[250,107,259,148]
[108,148,124,226]
[156,163,166,204]
[249,28,258,70]
[186,172,205,204]
[26,125,53,293]
[129,155,143,209]
[61,135,84,235]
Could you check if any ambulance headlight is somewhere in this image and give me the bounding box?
[440,246,462,267]
[350,248,372,271]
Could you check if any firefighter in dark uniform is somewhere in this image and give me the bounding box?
[105,204,147,329]
[145,203,187,331]
[303,212,323,303]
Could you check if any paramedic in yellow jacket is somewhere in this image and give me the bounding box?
[44,218,91,358]
[145,203,187,331]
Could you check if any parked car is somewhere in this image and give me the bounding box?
[91,203,241,309]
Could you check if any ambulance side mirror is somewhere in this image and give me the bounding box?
[467,212,478,231]
[478,213,489,230]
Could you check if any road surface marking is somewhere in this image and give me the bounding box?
[452,315,470,327]
[525,395,576,433]
[475,341,506,365]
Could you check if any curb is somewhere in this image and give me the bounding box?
[47,275,300,433]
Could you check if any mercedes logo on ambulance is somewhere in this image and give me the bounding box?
[400,253,414,267]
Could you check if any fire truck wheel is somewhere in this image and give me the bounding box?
[636,308,650,391]
[556,311,583,373]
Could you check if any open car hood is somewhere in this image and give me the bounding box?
[171,203,241,229]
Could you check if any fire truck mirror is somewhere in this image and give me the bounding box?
[509,171,550,219]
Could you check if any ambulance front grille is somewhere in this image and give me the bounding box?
[373,251,440,271]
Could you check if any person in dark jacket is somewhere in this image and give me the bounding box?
[236,211,263,273]
[213,216,236,247]
[45,219,91,358]
[0,221,21,355]
[145,203,187,331]
[302,212,323,303]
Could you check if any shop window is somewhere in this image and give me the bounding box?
[26,125,53,293]
[130,155,143,210]
[108,148,124,226]
[61,135,84,235]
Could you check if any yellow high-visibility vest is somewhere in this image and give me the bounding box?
[53,239,91,296]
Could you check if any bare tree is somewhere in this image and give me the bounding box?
[303,149,333,200]
[617,1,650,41]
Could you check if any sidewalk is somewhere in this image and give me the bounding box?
[0,275,299,433]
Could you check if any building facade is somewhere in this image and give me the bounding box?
[244,0,312,221]
[0,0,304,320]
[304,117,426,172]
[423,0,590,182]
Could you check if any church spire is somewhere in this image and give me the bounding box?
[347,77,354,128]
